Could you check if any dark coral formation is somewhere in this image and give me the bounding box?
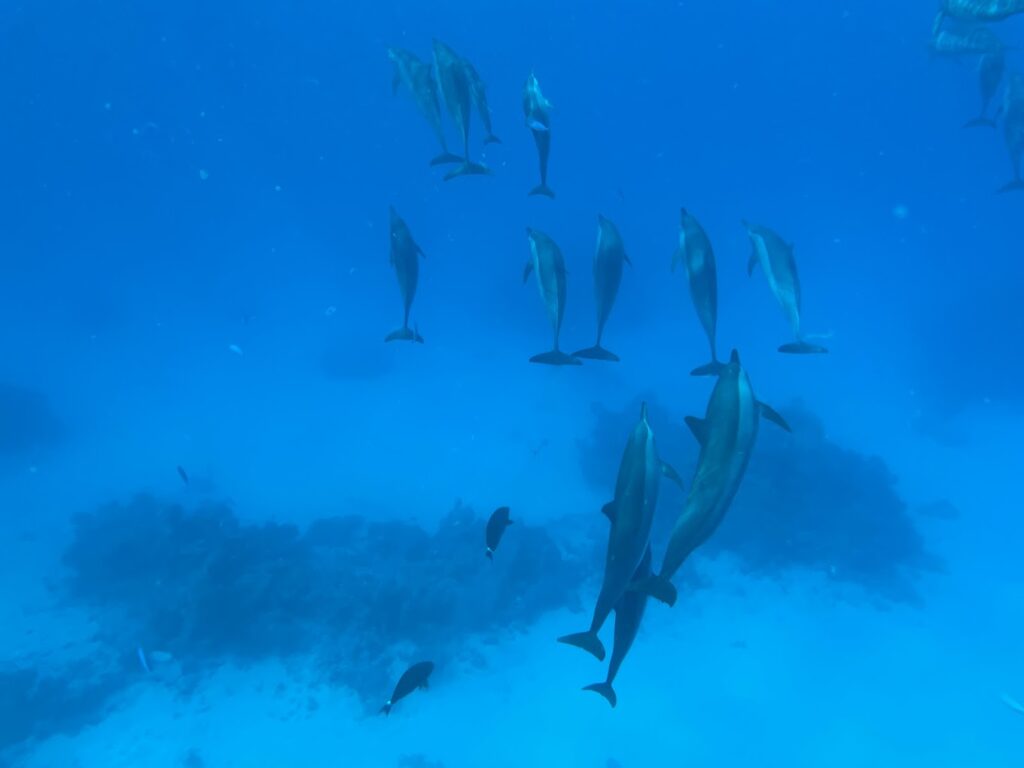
[58,496,589,710]
[578,396,943,603]
[0,382,63,465]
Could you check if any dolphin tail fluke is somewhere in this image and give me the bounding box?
[557,631,606,661]
[997,178,1024,194]
[443,161,492,181]
[630,575,677,607]
[778,340,828,354]
[582,682,617,708]
[963,117,996,129]
[690,359,726,377]
[528,183,555,199]
[529,350,582,366]
[385,326,424,343]
[379,703,392,716]
[484,134,502,145]
[429,152,463,166]
[572,345,619,362]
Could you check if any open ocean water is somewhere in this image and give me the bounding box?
[1,1,1023,766]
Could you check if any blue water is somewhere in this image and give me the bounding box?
[2,1,1023,766]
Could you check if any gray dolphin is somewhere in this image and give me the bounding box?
[573,215,631,362]
[462,58,501,145]
[582,545,651,708]
[380,660,434,716]
[743,221,828,355]
[558,403,682,659]
[523,228,580,366]
[432,40,490,181]
[633,350,790,607]
[386,206,425,343]
[998,74,1024,192]
[387,48,462,166]
[964,52,1005,128]
[941,0,1024,22]
[674,208,723,376]
[929,19,1007,57]
[523,72,555,198]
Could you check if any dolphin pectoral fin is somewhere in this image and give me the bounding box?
[444,161,491,180]
[557,631,606,661]
[778,340,828,354]
[997,178,1024,194]
[684,415,709,446]
[758,402,791,433]
[630,576,677,607]
[429,152,463,166]
[528,184,555,198]
[601,501,616,522]
[582,682,617,708]
[660,461,685,491]
[522,261,534,284]
[690,360,726,377]
[385,326,424,343]
[572,345,620,362]
[484,134,502,145]
[529,350,582,366]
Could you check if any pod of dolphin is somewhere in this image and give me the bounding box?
[379,36,829,713]
[929,0,1024,191]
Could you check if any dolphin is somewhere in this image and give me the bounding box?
[523,72,555,198]
[674,208,723,376]
[462,58,501,145]
[929,20,1007,57]
[573,215,631,362]
[523,228,580,366]
[582,545,652,708]
[964,51,1004,128]
[485,506,513,560]
[380,661,434,716]
[387,47,462,166]
[743,221,828,355]
[941,0,1024,22]
[386,206,425,343]
[432,40,490,181]
[998,74,1024,192]
[633,350,790,607]
[558,402,682,660]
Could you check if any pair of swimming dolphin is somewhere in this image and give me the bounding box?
[523,217,630,366]
[674,209,828,373]
[388,41,499,180]
[558,402,683,707]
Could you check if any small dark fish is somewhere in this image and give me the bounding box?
[381,661,434,716]
[529,438,550,457]
[485,506,513,560]
[177,465,189,485]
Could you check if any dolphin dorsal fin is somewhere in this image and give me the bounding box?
[684,415,709,446]
[758,402,792,433]
[601,501,616,522]
[660,461,685,491]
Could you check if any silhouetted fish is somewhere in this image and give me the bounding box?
[485,506,513,560]
[381,661,434,716]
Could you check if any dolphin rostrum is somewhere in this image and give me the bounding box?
[634,350,790,607]
[743,221,828,354]
[573,215,631,362]
[523,228,580,366]
[386,206,425,343]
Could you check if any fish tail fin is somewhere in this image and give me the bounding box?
[690,359,726,376]
[385,326,424,343]
[997,179,1024,194]
[778,341,828,354]
[443,162,491,180]
[582,682,617,708]
[571,345,620,362]
[484,134,502,145]
[557,631,606,661]
[528,184,555,198]
[429,152,463,166]
[529,350,582,366]
[630,575,677,607]
[962,117,996,129]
